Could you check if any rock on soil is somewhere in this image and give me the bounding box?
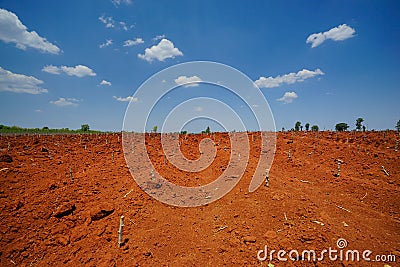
[91,209,114,221]
[54,203,76,218]
[0,154,13,163]
[243,236,257,243]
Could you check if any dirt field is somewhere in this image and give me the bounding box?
[0,131,399,266]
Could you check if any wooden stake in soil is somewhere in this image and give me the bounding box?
[288,149,291,159]
[334,159,343,177]
[381,166,389,176]
[395,140,398,152]
[118,216,124,248]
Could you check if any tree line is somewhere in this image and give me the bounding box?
[0,124,102,134]
[287,118,400,132]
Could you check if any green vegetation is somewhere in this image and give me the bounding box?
[0,124,102,134]
[355,118,364,131]
[295,121,301,131]
[335,122,349,132]
[180,130,187,134]
[201,126,211,134]
[152,125,158,133]
[396,120,400,131]
[311,125,319,132]
[305,123,310,131]
[81,124,90,132]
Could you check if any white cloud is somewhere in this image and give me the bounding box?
[99,15,115,28]
[119,21,128,31]
[42,65,96,78]
[152,34,166,42]
[0,8,61,54]
[0,66,48,94]
[306,24,356,48]
[138,38,183,62]
[123,38,144,47]
[99,15,132,31]
[100,80,112,86]
[194,106,203,112]
[277,92,298,104]
[113,95,138,102]
[99,39,113,48]
[42,65,61,75]
[35,109,43,112]
[174,75,203,87]
[50,97,79,107]
[111,0,132,6]
[255,68,324,88]
[61,65,96,77]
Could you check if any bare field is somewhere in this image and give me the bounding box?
[0,131,399,266]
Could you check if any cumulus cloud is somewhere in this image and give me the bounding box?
[0,66,48,94]
[306,24,356,48]
[0,8,60,54]
[100,80,112,86]
[174,75,203,87]
[138,39,183,62]
[113,95,138,102]
[123,38,144,47]
[42,65,61,75]
[277,92,298,104]
[50,97,79,107]
[61,65,96,77]
[99,39,113,48]
[42,64,96,78]
[255,68,324,89]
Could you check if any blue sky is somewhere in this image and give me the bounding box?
[0,0,399,132]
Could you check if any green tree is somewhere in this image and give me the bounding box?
[295,121,301,131]
[335,122,349,132]
[205,126,211,134]
[356,118,364,131]
[152,126,158,133]
[396,120,400,131]
[311,125,319,132]
[305,123,310,131]
[81,124,90,132]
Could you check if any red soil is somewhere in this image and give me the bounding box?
[0,131,399,266]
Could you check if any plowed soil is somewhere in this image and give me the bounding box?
[0,131,399,266]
